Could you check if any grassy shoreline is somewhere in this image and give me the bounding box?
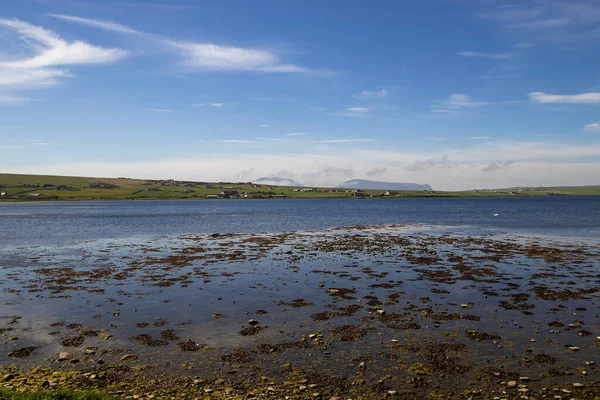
[1,173,599,202]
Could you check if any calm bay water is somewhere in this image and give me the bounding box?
[1,197,599,248]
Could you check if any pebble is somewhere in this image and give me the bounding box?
[507,381,517,387]
[568,346,580,351]
[248,319,259,326]
[58,352,72,361]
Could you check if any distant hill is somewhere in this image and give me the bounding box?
[253,177,303,187]
[337,179,432,191]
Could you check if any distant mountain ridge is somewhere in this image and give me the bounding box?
[337,179,432,191]
[253,177,303,187]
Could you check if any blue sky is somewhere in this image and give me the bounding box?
[1,0,599,190]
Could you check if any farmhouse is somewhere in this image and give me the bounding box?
[219,190,240,199]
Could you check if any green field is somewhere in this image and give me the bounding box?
[0,173,599,201]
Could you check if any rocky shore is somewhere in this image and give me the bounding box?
[1,226,599,399]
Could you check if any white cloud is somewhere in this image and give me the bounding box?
[14,141,600,190]
[29,139,51,146]
[286,132,306,136]
[469,136,493,140]
[0,18,127,100]
[529,92,600,104]
[334,107,371,117]
[482,161,514,173]
[0,19,128,69]
[353,89,388,99]
[53,14,313,74]
[457,51,514,59]
[476,3,600,45]
[151,109,174,113]
[0,94,32,104]
[260,124,269,128]
[404,155,456,171]
[507,18,571,30]
[215,140,253,143]
[432,94,487,112]
[167,41,308,73]
[584,122,600,132]
[514,42,534,48]
[50,14,142,35]
[0,67,72,89]
[312,139,376,143]
[193,103,223,107]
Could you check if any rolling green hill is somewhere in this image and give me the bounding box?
[0,173,598,201]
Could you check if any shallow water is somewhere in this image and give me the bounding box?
[1,224,599,396]
[0,199,599,398]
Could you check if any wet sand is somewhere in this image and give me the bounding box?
[1,225,599,399]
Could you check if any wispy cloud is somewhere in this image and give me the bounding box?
[404,155,456,171]
[29,139,51,146]
[286,132,306,136]
[50,14,142,35]
[514,42,534,48]
[312,139,375,143]
[193,103,223,107]
[215,139,254,143]
[151,109,174,113]
[0,18,127,100]
[260,124,269,128]
[584,122,600,132]
[469,136,493,140]
[529,92,600,104]
[0,19,128,69]
[476,3,600,45]
[431,94,487,113]
[334,107,371,117]
[353,89,388,99]
[482,160,514,173]
[0,94,32,104]
[168,41,309,73]
[53,14,314,73]
[457,51,514,59]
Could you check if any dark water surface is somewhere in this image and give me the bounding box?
[1,197,599,248]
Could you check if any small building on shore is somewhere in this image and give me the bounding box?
[219,190,240,199]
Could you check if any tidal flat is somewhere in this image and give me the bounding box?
[1,225,599,399]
